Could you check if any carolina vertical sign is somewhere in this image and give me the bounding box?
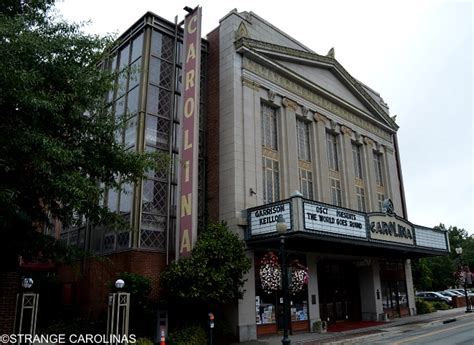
[178,6,202,257]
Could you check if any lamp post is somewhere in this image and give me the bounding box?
[455,247,472,313]
[276,214,290,345]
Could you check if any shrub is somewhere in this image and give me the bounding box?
[432,301,449,310]
[416,298,435,314]
[135,338,154,345]
[168,325,207,345]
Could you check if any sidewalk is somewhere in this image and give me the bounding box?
[234,307,473,345]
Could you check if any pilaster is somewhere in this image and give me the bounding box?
[405,259,416,316]
[341,126,356,209]
[363,137,377,211]
[314,113,330,203]
[282,97,299,196]
[306,253,321,326]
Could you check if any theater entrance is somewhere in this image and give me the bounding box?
[318,261,361,324]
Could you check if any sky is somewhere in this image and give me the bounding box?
[55,0,473,234]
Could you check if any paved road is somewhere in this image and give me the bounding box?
[334,313,474,344]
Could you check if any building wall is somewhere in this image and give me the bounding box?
[211,9,411,341]
[57,250,167,319]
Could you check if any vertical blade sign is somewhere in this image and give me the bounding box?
[178,7,201,257]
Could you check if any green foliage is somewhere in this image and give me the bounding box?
[168,325,207,345]
[415,298,435,314]
[160,222,251,304]
[115,272,153,338]
[134,338,154,345]
[412,224,473,291]
[0,0,161,268]
[431,301,449,310]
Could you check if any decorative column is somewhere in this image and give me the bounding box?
[363,137,377,211]
[241,77,261,209]
[281,97,299,197]
[313,113,330,203]
[306,253,321,329]
[404,259,416,316]
[341,126,356,209]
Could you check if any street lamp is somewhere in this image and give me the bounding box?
[276,214,290,345]
[115,279,125,290]
[455,246,472,313]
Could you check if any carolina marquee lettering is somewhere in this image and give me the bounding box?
[368,214,414,245]
[370,221,413,239]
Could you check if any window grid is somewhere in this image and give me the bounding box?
[330,178,343,207]
[261,103,278,150]
[377,193,385,212]
[356,186,366,212]
[352,143,363,179]
[262,157,280,204]
[326,132,339,171]
[374,153,384,186]
[297,119,311,161]
[299,168,313,200]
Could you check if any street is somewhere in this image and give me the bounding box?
[332,313,474,345]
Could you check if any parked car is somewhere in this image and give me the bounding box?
[439,291,458,298]
[447,288,474,297]
[416,291,452,305]
[444,289,465,297]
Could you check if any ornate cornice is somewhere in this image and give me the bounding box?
[314,112,327,124]
[364,137,374,147]
[282,97,298,112]
[235,37,399,131]
[341,126,353,137]
[241,76,261,91]
[242,58,392,142]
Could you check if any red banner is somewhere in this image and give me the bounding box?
[178,7,201,257]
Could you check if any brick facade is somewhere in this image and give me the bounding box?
[0,271,20,334]
[57,250,167,319]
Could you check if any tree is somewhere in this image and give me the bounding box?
[160,223,252,305]
[412,224,473,291]
[0,1,157,268]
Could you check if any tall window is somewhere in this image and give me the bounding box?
[263,157,280,204]
[377,193,385,212]
[356,187,366,212]
[297,119,313,199]
[326,132,339,171]
[297,119,310,161]
[299,169,313,199]
[261,103,280,204]
[330,178,342,206]
[261,103,278,150]
[374,152,384,186]
[352,144,363,179]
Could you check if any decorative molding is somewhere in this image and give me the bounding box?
[314,112,327,124]
[341,125,353,137]
[298,160,312,170]
[267,89,276,102]
[301,106,309,117]
[354,132,364,145]
[364,136,374,147]
[236,38,398,131]
[385,146,394,154]
[329,119,338,132]
[326,47,335,58]
[375,143,384,154]
[262,147,279,160]
[235,21,249,40]
[241,76,261,91]
[282,97,298,112]
[242,58,393,141]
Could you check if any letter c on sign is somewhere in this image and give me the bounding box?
[187,15,197,33]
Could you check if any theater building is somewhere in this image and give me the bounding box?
[206,9,449,341]
[51,8,449,343]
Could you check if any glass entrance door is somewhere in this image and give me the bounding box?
[318,261,361,324]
